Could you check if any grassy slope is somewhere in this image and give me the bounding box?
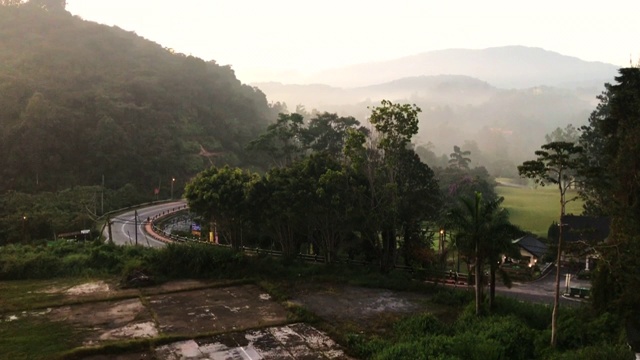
[496,185,584,237]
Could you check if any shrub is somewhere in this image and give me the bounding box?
[148,243,244,278]
[491,296,552,330]
[61,253,91,276]
[430,287,474,307]
[393,313,448,340]
[344,334,387,359]
[551,345,635,360]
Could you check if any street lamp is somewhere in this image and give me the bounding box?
[171,177,175,200]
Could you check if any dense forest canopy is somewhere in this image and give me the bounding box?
[0,3,276,194]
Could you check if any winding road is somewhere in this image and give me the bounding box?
[104,200,187,248]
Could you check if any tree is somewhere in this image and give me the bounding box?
[250,163,309,258]
[184,166,258,250]
[0,0,24,6]
[518,141,583,347]
[448,145,471,170]
[368,100,422,272]
[304,112,368,159]
[578,68,640,336]
[395,148,442,266]
[247,113,306,167]
[545,123,579,144]
[26,0,66,12]
[449,193,516,314]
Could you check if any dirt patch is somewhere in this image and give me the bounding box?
[148,284,287,335]
[141,279,213,294]
[49,298,156,345]
[65,281,111,295]
[292,285,430,325]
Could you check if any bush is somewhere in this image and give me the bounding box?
[148,243,245,278]
[556,308,622,350]
[393,313,448,340]
[430,288,474,307]
[344,334,387,359]
[447,332,503,360]
[491,296,552,330]
[61,253,91,276]
[551,345,635,360]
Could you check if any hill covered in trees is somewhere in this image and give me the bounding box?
[0,2,276,194]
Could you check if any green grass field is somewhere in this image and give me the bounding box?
[496,184,584,237]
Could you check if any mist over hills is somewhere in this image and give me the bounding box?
[305,46,620,89]
[253,47,617,176]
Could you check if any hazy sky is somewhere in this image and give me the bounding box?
[66,0,639,84]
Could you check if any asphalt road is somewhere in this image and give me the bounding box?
[104,200,187,248]
[495,265,589,306]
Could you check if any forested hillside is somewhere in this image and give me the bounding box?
[0,3,275,194]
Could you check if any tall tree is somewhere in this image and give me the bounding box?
[448,145,471,170]
[518,141,583,347]
[368,100,421,272]
[449,193,515,314]
[395,148,442,266]
[579,68,640,338]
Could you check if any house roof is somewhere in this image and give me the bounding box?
[561,215,610,243]
[513,234,548,259]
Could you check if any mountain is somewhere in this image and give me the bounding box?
[254,75,497,110]
[305,46,620,89]
[0,4,275,194]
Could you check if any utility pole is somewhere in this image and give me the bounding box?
[134,210,138,246]
[101,174,104,215]
[107,215,113,244]
[22,215,27,242]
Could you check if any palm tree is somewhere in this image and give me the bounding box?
[448,145,471,170]
[448,192,518,314]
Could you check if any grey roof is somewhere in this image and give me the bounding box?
[513,234,548,259]
[562,215,610,243]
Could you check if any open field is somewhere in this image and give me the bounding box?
[496,184,584,237]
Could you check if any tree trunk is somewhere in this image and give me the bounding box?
[551,216,563,347]
[489,261,497,310]
[475,253,482,315]
[381,228,396,273]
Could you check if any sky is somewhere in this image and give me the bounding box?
[65,0,640,84]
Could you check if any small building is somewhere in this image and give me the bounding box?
[549,215,611,270]
[512,234,548,267]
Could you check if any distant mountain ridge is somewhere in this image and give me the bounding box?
[304,46,620,89]
[254,74,498,109]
